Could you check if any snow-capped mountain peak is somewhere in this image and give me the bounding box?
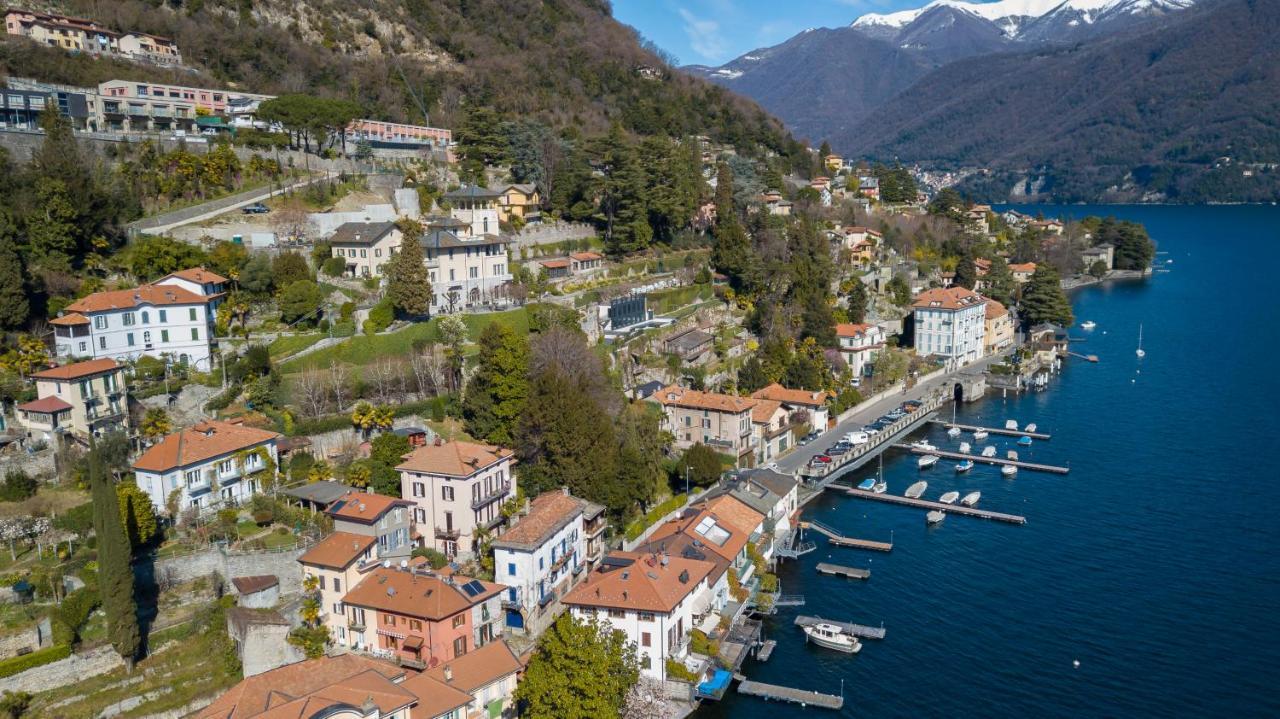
[852,0,1197,39]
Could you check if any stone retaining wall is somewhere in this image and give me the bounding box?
[0,644,122,694]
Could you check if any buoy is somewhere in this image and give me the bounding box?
[1073,659,1081,668]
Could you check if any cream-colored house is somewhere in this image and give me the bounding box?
[651,385,756,466]
[398,440,517,559]
[17,359,128,443]
[749,399,792,465]
[329,222,403,278]
[984,299,1015,355]
[296,532,376,647]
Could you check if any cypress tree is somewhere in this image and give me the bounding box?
[386,220,432,317]
[954,248,977,290]
[90,445,140,670]
[462,322,530,446]
[1019,265,1074,328]
[0,222,29,329]
[846,277,869,324]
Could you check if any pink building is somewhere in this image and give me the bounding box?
[397,439,516,559]
[97,80,272,115]
[348,119,451,150]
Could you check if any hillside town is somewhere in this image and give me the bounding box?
[0,6,1161,719]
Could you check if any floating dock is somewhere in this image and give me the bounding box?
[800,520,893,552]
[930,420,1052,440]
[756,640,777,662]
[794,615,886,640]
[737,680,843,710]
[816,562,870,580]
[839,486,1028,524]
[896,444,1069,474]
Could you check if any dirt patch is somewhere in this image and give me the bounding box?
[0,486,89,519]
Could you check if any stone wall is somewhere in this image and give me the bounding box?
[240,623,303,677]
[0,644,122,694]
[139,543,311,596]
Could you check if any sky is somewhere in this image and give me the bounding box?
[612,0,925,67]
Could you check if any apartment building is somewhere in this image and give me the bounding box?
[423,229,512,314]
[325,491,414,560]
[4,9,118,55]
[912,286,988,366]
[651,385,755,466]
[347,119,451,151]
[16,359,128,443]
[132,419,280,513]
[750,383,830,432]
[297,532,376,648]
[397,440,517,559]
[835,322,886,378]
[984,299,1015,356]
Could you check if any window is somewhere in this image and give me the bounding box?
[189,308,197,322]
[452,615,465,628]
[127,332,135,347]
[141,311,149,324]
[412,481,425,498]
[159,309,167,322]
[93,315,107,330]
[332,577,341,592]
[469,267,479,279]
[638,612,655,622]
[382,614,396,626]
[442,486,454,501]
[374,248,382,257]
[449,269,455,281]
[123,312,135,326]
[608,608,626,619]
[99,337,106,350]
[143,331,151,344]
[410,619,422,631]
[641,632,651,647]
[507,563,516,577]
[414,508,425,523]
[360,249,367,258]
[78,342,86,352]
[161,329,169,343]
[641,655,652,670]
[453,636,467,657]
[494,264,505,275]
[191,328,199,341]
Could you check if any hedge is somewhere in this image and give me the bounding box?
[0,643,72,678]
[624,493,687,542]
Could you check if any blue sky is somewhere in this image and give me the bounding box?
[613,0,923,66]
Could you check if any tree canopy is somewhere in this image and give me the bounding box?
[515,614,639,719]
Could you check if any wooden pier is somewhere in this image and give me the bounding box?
[929,420,1052,440]
[794,615,886,640]
[800,520,893,552]
[896,444,1069,474]
[816,562,870,580]
[756,640,777,662]
[840,486,1028,524]
[737,680,843,710]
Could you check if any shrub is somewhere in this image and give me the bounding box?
[688,629,718,657]
[411,547,449,569]
[0,470,37,503]
[322,256,347,277]
[365,298,394,334]
[0,644,71,679]
[253,510,274,526]
[665,658,697,682]
[624,494,687,541]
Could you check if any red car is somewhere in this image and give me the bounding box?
[811,454,833,464]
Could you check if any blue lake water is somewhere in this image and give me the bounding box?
[697,205,1280,718]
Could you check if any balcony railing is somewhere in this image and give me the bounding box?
[471,481,512,510]
[434,526,461,540]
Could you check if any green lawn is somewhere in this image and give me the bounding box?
[648,284,714,315]
[268,333,323,359]
[280,308,530,373]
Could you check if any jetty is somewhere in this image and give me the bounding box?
[816,562,870,580]
[838,486,1028,524]
[1067,351,1099,362]
[929,420,1051,440]
[794,615,885,640]
[737,680,843,710]
[756,640,777,662]
[896,444,1069,474]
[800,520,893,552]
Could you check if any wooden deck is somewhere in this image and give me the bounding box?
[799,520,893,552]
[839,486,1028,524]
[737,680,843,709]
[896,444,1070,474]
[816,562,870,580]
[756,639,777,662]
[931,420,1052,440]
[794,615,886,640]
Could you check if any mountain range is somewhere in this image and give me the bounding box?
[685,0,1280,202]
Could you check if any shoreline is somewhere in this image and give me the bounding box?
[1061,268,1149,293]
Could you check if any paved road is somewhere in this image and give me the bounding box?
[128,173,327,236]
[775,354,1003,475]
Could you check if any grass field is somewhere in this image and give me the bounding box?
[268,333,323,359]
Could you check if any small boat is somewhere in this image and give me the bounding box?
[947,425,962,438]
[926,510,946,524]
[981,446,997,458]
[959,441,971,454]
[973,429,989,441]
[1081,321,1096,330]
[857,478,876,491]
[961,491,981,507]
[939,491,960,504]
[1136,323,1146,358]
[918,454,939,470]
[1006,450,1019,461]
[803,623,862,654]
[1001,464,1018,478]
[955,459,973,473]
[910,440,937,451]
[1025,423,1038,433]
[1017,435,1033,447]
[873,481,887,494]
[905,481,927,498]
[1005,420,1018,430]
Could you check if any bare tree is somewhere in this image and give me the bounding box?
[271,197,312,242]
[409,346,447,398]
[328,361,352,413]
[369,358,407,405]
[295,369,332,418]
[530,326,621,415]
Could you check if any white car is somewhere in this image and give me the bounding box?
[843,431,870,445]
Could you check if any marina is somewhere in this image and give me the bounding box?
[894,444,1070,474]
[929,420,1052,440]
[838,486,1028,524]
[816,562,870,580]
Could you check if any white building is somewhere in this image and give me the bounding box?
[54,268,227,370]
[493,489,599,636]
[397,440,517,559]
[442,185,501,237]
[912,286,988,366]
[562,551,715,681]
[835,322,886,377]
[133,419,281,513]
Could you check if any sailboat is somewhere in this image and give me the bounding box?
[873,454,887,493]
[947,404,961,437]
[1136,324,1146,358]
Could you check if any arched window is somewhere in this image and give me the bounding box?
[482,216,489,233]
[141,311,150,324]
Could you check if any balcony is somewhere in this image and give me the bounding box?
[471,481,512,510]
[349,619,366,632]
[480,513,506,531]
[434,526,461,540]
[501,596,522,611]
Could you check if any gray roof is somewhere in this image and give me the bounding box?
[444,184,502,200]
[225,607,288,640]
[665,329,713,352]
[739,468,798,499]
[330,221,397,245]
[424,229,510,249]
[282,480,350,506]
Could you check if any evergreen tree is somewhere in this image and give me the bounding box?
[984,256,1017,306]
[271,252,312,287]
[818,140,832,161]
[455,106,506,184]
[737,355,769,393]
[954,248,977,290]
[386,221,432,316]
[462,322,530,446]
[789,219,837,346]
[592,125,651,254]
[611,404,666,514]
[25,178,78,272]
[90,445,140,669]
[845,277,869,324]
[713,162,735,220]
[1020,265,1074,328]
[678,443,724,488]
[0,222,29,329]
[515,367,619,507]
[783,338,830,391]
[515,614,639,719]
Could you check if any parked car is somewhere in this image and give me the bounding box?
[863,424,881,435]
[811,454,832,464]
[902,400,923,411]
[803,430,821,443]
[843,431,870,445]
[241,202,270,214]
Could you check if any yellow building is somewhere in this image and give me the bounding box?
[496,183,541,223]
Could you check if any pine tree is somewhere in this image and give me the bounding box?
[462,322,530,446]
[90,445,140,670]
[515,368,618,506]
[0,222,29,329]
[954,248,977,290]
[984,256,1017,306]
[846,277,869,324]
[386,221,432,317]
[1020,265,1074,328]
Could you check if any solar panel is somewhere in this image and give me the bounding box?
[329,500,347,513]
[461,580,486,597]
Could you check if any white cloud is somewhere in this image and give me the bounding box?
[677,8,729,62]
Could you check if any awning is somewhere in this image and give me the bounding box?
[402,635,423,650]
[376,628,406,639]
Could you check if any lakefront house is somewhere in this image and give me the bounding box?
[397,440,517,559]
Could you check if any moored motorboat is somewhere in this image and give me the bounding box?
[1005,419,1018,430]
[947,425,962,438]
[1081,321,1096,330]
[873,481,887,494]
[955,459,974,473]
[803,623,862,654]
[905,480,927,498]
[961,491,981,507]
[1006,450,1019,461]
[973,429,989,441]
[1018,435,1033,447]
[939,491,960,504]
[857,478,876,491]
[1025,423,1038,433]
[918,454,939,469]
[926,510,946,524]
[959,441,971,454]
[910,440,937,451]
[981,445,997,458]
[1001,464,1018,477]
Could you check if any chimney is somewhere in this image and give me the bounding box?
[443,665,453,683]
[678,570,689,584]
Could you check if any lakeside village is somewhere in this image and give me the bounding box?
[0,8,1160,719]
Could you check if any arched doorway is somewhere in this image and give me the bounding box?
[953,382,964,403]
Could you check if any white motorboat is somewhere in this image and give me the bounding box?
[910,440,937,451]
[1081,321,1096,330]
[939,491,960,504]
[961,491,981,507]
[1001,464,1018,477]
[959,441,971,454]
[1006,450,1019,461]
[955,459,974,473]
[926,510,946,524]
[918,454,939,470]
[1004,420,1018,431]
[981,445,997,458]
[973,429,989,441]
[947,425,962,438]
[804,623,862,653]
[905,480,928,498]
[1025,423,1038,433]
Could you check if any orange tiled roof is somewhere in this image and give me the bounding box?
[343,564,503,620]
[495,490,584,550]
[298,531,376,570]
[835,322,875,338]
[569,251,603,261]
[419,639,522,692]
[698,494,766,536]
[539,258,570,269]
[194,654,407,719]
[30,358,122,380]
[162,267,229,285]
[562,551,714,613]
[66,283,213,313]
[16,396,73,414]
[911,286,988,311]
[1010,262,1037,273]
[749,398,783,425]
[750,383,828,408]
[985,299,1009,319]
[325,491,412,524]
[49,313,89,326]
[132,420,279,472]
[396,440,513,477]
[652,385,755,414]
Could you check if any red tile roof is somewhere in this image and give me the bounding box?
[749,398,783,425]
[835,322,876,338]
[132,420,280,473]
[195,654,408,719]
[30,358,122,381]
[396,440,513,478]
[750,383,828,408]
[49,313,89,326]
[325,491,412,524]
[495,490,584,550]
[298,531,376,570]
[66,283,214,313]
[911,286,988,311]
[569,251,603,261]
[418,639,521,692]
[539,258,570,269]
[16,396,73,414]
[162,267,229,285]
[563,551,714,613]
[342,564,503,620]
[1010,262,1037,273]
[653,385,755,414]
[985,299,1009,319]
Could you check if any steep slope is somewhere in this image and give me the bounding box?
[844,0,1280,202]
[893,5,1017,62]
[1,0,799,156]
